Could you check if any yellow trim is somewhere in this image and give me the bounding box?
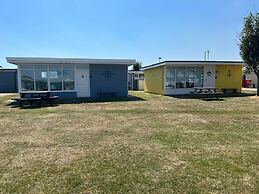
[144,66,164,95]
[215,65,242,93]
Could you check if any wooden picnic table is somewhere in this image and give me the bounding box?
[20,91,51,98]
[194,87,217,94]
[192,87,221,100]
[13,91,59,107]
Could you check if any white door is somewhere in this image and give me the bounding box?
[76,65,90,97]
[138,80,144,90]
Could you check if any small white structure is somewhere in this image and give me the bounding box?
[128,70,144,91]
[243,72,258,88]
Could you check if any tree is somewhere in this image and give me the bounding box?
[240,12,259,96]
[133,61,142,71]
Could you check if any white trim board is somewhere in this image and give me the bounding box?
[6,57,136,66]
[142,61,244,71]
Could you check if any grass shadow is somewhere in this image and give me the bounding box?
[5,95,146,109]
[57,95,146,104]
[167,95,225,101]
[166,93,256,101]
[201,98,225,101]
[6,100,60,109]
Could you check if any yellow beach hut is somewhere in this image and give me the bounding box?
[142,61,243,95]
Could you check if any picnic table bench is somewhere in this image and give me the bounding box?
[12,91,59,107]
[191,87,222,100]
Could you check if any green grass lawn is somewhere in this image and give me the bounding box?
[0,92,258,193]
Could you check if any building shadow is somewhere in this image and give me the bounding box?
[6,94,146,109]
[166,92,256,101]
[6,100,59,109]
[166,95,225,101]
[57,95,146,105]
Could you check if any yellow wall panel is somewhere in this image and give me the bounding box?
[144,66,164,95]
[216,65,242,93]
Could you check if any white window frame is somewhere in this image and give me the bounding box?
[19,65,36,92]
[185,67,196,88]
[49,67,63,91]
[165,66,204,90]
[62,65,76,91]
[18,64,77,93]
[134,74,139,79]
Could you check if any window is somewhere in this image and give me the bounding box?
[139,74,144,79]
[50,69,62,90]
[19,65,75,92]
[35,66,48,91]
[176,67,185,88]
[166,67,175,89]
[195,67,204,87]
[21,69,34,91]
[63,69,75,90]
[133,73,144,80]
[186,67,195,88]
[165,66,204,90]
[49,66,62,91]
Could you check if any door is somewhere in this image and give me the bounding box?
[76,65,90,97]
[138,79,144,90]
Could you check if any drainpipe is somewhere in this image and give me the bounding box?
[132,73,134,90]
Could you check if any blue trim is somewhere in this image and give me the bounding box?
[50,91,77,98]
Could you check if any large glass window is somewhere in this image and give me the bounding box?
[195,67,204,87]
[63,69,75,90]
[21,69,34,91]
[49,66,63,91]
[176,67,185,88]
[166,67,175,89]
[165,66,204,90]
[19,65,75,91]
[35,65,48,91]
[186,67,196,88]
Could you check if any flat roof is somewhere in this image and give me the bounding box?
[0,69,17,72]
[141,60,244,70]
[6,57,136,66]
[128,70,144,73]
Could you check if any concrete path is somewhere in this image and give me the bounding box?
[242,88,257,94]
[242,88,257,92]
[0,93,17,96]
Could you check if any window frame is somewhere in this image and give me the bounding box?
[134,74,139,79]
[185,67,196,88]
[49,68,63,91]
[194,67,204,87]
[63,68,75,91]
[165,67,176,89]
[34,66,48,91]
[18,64,76,93]
[165,66,204,90]
[20,69,35,91]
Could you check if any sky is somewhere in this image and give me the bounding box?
[0,0,259,68]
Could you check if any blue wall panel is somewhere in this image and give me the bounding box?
[90,64,128,97]
[0,70,18,93]
[51,92,77,98]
